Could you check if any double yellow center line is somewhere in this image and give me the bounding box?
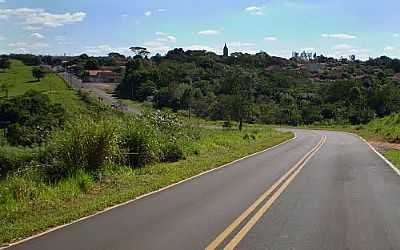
[206,135,327,250]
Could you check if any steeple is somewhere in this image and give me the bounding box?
[223,43,229,57]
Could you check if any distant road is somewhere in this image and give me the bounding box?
[57,71,141,114]
[6,129,400,250]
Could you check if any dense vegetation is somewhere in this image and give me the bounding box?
[0,91,66,147]
[118,49,400,126]
[0,58,293,245]
[365,113,400,142]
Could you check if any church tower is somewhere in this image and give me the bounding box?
[223,43,229,57]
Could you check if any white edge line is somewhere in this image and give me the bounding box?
[0,133,297,249]
[345,132,400,177]
[284,127,400,177]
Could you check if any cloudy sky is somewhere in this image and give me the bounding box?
[0,0,399,59]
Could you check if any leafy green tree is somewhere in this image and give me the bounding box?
[137,80,157,101]
[229,68,255,130]
[0,57,10,71]
[32,67,45,81]
[84,59,100,70]
[0,91,66,146]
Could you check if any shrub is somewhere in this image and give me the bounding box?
[223,120,233,128]
[47,117,121,180]
[120,120,160,168]
[0,146,38,178]
[0,90,66,146]
[161,143,184,162]
[0,175,41,204]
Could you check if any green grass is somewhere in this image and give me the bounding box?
[119,99,150,114]
[385,150,400,169]
[0,125,292,245]
[0,60,87,114]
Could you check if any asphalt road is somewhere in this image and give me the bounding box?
[6,129,400,250]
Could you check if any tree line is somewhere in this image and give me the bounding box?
[118,49,400,128]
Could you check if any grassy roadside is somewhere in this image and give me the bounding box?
[384,150,400,169]
[0,126,292,246]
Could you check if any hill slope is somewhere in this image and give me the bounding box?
[0,60,87,114]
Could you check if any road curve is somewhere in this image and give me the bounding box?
[6,129,400,250]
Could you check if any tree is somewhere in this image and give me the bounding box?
[130,47,150,58]
[84,59,99,70]
[181,86,193,118]
[0,57,10,71]
[79,53,89,60]
[229,68,255,130]
[32,67,45,81]
[0,90,66,146]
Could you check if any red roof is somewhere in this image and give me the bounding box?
[87,70,114,76]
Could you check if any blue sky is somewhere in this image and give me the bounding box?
[0,0,399,59]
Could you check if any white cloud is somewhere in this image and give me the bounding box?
[8,41,48,48]
[156,36,177,43]
[31,32,44,39]
[197,30,220,36]
[142,32,178,55]
[0,8,86,29]
[333,44,354,50]
[8,41,49,53]
[155,31,167,36]
[384,46,396,52]
[322,33,356,40]
[244,6,264,15]
[155,32,177,43]
[0,0,6,3]
[0,35,5,41]
[264,36,277,42]
[144,9,166,17]
[23,25,43,31]
[82,44,131,56]
[121,14,129,18]
[330,44,371,58]
[393,33,400,38]
[228,41,258,54]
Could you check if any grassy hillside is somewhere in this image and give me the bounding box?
[0,60,87,114]
[364,113,400,169]
[365,113,400,143]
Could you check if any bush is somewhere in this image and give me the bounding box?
[0,146,38,178]
[161,143,184,162]
[223,120,233,128]
[0,90,66,146]
[0,175,42,204]
[47,117,121,180]
[120,120,160,168]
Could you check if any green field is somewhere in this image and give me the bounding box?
[0,60,87,114]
